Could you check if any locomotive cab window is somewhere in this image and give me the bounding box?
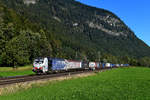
[34,59,44,64]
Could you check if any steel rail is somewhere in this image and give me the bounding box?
[0,67,115,86]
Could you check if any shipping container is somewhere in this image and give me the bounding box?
[82,61,89,69]
[111,64,115,68]
[116,64,120,67]
[121,64,124,67]
[124,64,129,67]
[99,63,103,69]
[102,63,105,68]
[105,63,111,67]
[114,64,117,67]
[95,62,100,69]
[89,62,96,68]
[52,58,66,71]
[89,62,96,70]
[65,60,82,70]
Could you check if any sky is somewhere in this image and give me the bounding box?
[76,0,150,46]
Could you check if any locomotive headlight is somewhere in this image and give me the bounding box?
[39,67,43,70]
[34,67,38,70]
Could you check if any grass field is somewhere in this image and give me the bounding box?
[1,67,150,100]
[0,65,34,77]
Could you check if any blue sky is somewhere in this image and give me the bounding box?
[76,0,150,46]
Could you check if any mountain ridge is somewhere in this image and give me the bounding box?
[0,0,150,66]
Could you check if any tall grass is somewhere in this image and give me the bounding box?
[1,67,150,100]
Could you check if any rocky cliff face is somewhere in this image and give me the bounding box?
[21,0,133,36]
[23,0,36,5]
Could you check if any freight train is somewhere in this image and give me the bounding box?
[32,57,129,74]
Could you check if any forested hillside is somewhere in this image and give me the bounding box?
[0,0,150,67]
[0,2,52,66]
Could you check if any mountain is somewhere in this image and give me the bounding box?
[0,0,150,66]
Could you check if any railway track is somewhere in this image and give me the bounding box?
[0,70,95,86]
[0,68,113,86]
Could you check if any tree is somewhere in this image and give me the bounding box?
[139,57,150,67]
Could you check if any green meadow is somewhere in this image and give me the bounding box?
[0,65,34,77]
[1,67,150,100]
